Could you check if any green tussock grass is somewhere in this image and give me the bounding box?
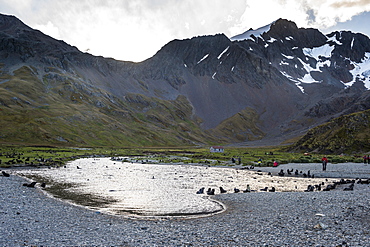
[289,109,370,154]
[0,145,365,168]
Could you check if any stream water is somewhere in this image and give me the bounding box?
[17,157,250,218]
[16,157,364,218]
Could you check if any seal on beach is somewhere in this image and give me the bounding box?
[207,188,215,195]
[358,178,370,184]
[196,187,205,194]
[304,185,314,192]
[278,169,285,176]
[323,183,336,191]
[1,171,10,177]
[343,183,354,191]
[23,181,37,188]
[219,187,227,193]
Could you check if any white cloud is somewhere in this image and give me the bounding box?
[308,0,370,28]
[34,21,61,40]
[230,0,370,35]
[0,0,370,62]
[0,0,247,61]
[230,0,308,34]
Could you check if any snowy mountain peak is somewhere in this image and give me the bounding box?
[230,19,279,41]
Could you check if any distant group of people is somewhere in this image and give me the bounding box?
[363,155,370,164]
[231,157,242,165]
[253,154,368,172]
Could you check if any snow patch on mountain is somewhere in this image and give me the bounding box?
[349,52,370,89]
[280,71,305,93]
[197,54,209,64]
[298,57,319,73]
[267,37,277,43]
[303,44,334,60]
[279,61,289,66]
[280,38,370,92]
[327,34,343,45]
[280,50,329,93]
[300,73,319,83]
[230,21,274,41]
[302,45,333,71]
[218,46,229,59]
[282,54,294,59]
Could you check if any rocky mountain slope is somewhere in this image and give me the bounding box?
[0,14,369,150]
[288,108,370,154]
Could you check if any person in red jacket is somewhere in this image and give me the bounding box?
[322,156,328,171]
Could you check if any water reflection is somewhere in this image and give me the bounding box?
[17,157,339,218]
[18,158,245,217]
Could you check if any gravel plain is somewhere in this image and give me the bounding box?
[1,163,370,247]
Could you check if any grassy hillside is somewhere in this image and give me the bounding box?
[288,109,370,154]
[0,64,275,147]
[0,65,220,147]
[207,107,265,142]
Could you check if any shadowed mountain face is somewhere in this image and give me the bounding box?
[0,14,369,148]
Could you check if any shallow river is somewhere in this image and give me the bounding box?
[17,157,358,218]
[17,158,255,218]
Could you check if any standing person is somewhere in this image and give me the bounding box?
[363,155,368,164]
[322,156,328,171]
[257,157,262,165]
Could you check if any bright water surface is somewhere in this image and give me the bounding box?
[17,158,368,218]
[17,158,255,218]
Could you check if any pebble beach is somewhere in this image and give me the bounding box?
[1,162,370,247]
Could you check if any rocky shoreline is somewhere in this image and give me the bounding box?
[1,163,370,246]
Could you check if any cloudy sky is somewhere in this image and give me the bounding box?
[1,0,370,62]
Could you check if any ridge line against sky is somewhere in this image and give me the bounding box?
[1,0,370,62]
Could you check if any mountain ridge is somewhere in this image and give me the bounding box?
[0,14,369,152]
